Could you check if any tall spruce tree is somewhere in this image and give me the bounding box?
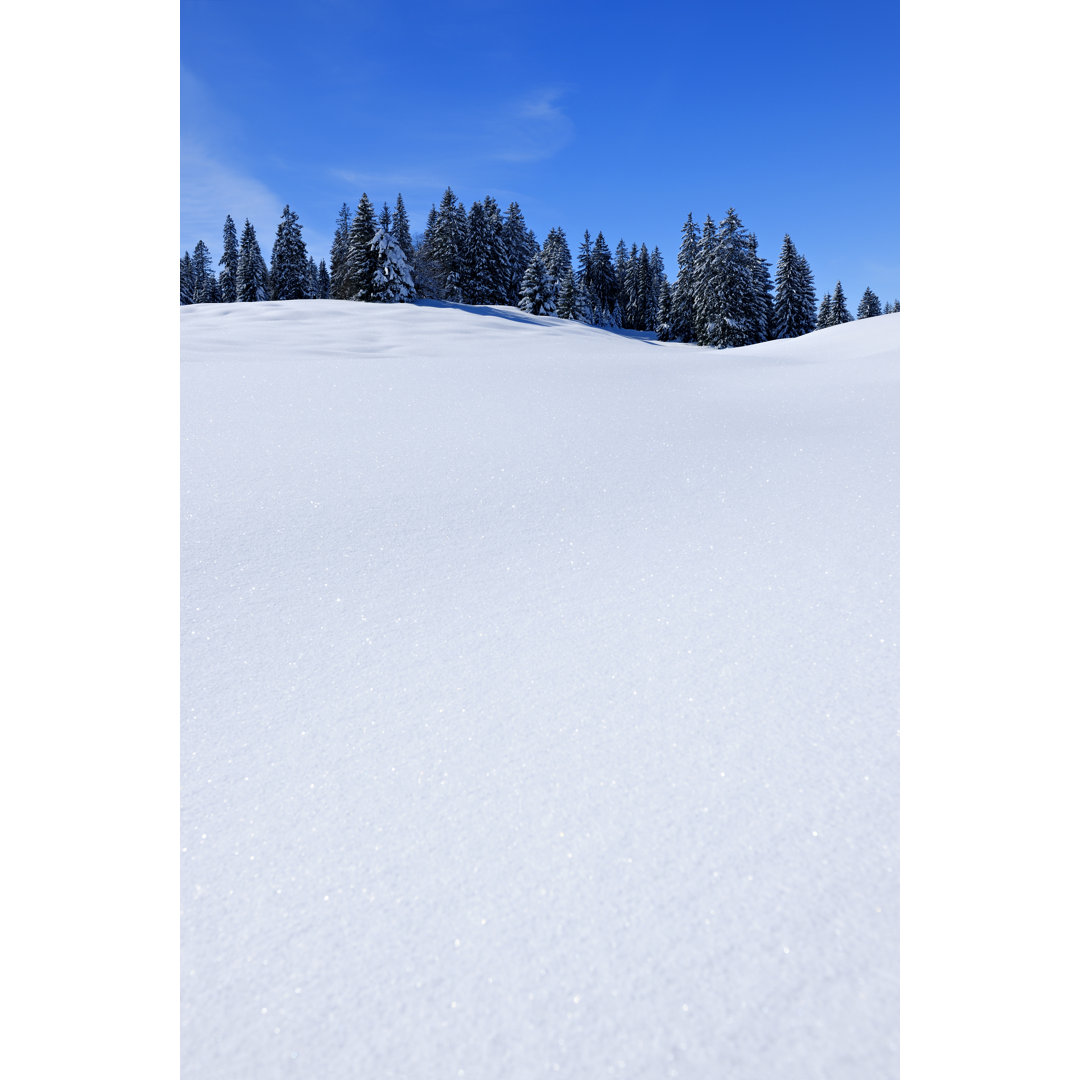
[670,213,699,343]
[391,193,414,265]
[427,186,467,302]
[713,208,757,348]
[236,219,269,302]
[693,214,719,346]
[831,281,852,324]
[369,226,417,302]
[191,240,218,304]
[218,215,238,303]
[655,278,673,341]
[346,193,379,301]
[269,205,308,300]
[590,232,617,326]
[304,256,319,299]
[817,291,834,329]
[555,268,582,320]
[518,251,556,315]
[329,202,352,299]
[180,253,194,305]
[857,287,882,319]
[317,260,331,299]
[502,201,532,303]
[773,234,816,338]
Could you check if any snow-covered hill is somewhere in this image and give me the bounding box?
[181,301,899,1079]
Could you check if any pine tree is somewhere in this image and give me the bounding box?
[329,202,352,299]
[590,232,617,326]
[304,257,319,299]
[670,213,699,343]
[369,226,417,302]
[180,253,194,306]
[410,205,441,299]
[502,201,532,303]
[649,246,666,330]
[693,214,718,346]
[712,208,757,349]
[317,260,331,299]
[893,299,900,312]
[655,277,673,341]
[556,268,582,320]
[391,193,414,265]
[218,215,238,303]
[269,205,308,300]
[518,251,556,315]
[346,193,378,301]
[541,226,572,309]
[883,300,893,314]
[857,287,882,319]
[191,240,218,304]
[614,239,630,319]
[831,281,852,324]
[427,186,467,302]
[817,291,834,329]
[773,234,816,338]
[236,219,269,302]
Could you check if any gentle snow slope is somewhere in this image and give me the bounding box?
[181,301,899,1080]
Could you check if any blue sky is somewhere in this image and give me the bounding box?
[181,0,899,303]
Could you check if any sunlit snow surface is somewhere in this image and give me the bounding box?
[181,301,899,1079]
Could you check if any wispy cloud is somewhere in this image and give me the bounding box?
[488,88,574,163]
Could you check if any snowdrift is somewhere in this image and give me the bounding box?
[181,301,899,1079]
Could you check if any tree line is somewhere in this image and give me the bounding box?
[180,188,898,345]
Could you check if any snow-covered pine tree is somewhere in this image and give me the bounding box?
[218,215,238,303]
[590,232,618,326]
[883,300,893,314]
[329,202,352,299]
[346,194,378,301]
[712,208,757,348]
[304,257,319,299]
[614,239,630,319]
[378,201,392,232]
[857,287,882,319]
[555,268,583,320]
[655,278,673,341]
[482,196,511,304]
[269,205,308,300]
[236,219,269,302]
[518,251,556,315]
[541,226,572,309]
[670,213,699,343]
[794,252,817,333]
[831,281,852,323]
[427,186,467,302]
[369,226,417,302]
[773,234,806,338]
[192,240,218,304]
[693,214,718,346]
[893,299,900,312]
[576,229,594,321]
[391,193,414,265]
[817,291,833,328]
[502,201,532,303]
[180,252,194,305]
[317,260,331,299]
[649,246,665,331]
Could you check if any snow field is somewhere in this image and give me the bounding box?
[181,301,899,1079]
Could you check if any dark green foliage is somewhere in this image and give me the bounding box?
[218,215,238,303]
[670,214,698,343]
[817,291,833,328]
[191,240,218,304]
[269,205,308,300]
[655,277,672,341]
[857,287,882,319]
[180,252,194,305]
[329,203,352,299]
[426,186,467,302]
[518,251,556,315]
[773,235,817,337]
[236,219,269,302]
[318,260,331,299]
[555,268,582,320]
[391,193,414,265]
[346,194,379,301]
[831,281,852,324]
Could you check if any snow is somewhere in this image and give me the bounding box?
[181,301,899,1079]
